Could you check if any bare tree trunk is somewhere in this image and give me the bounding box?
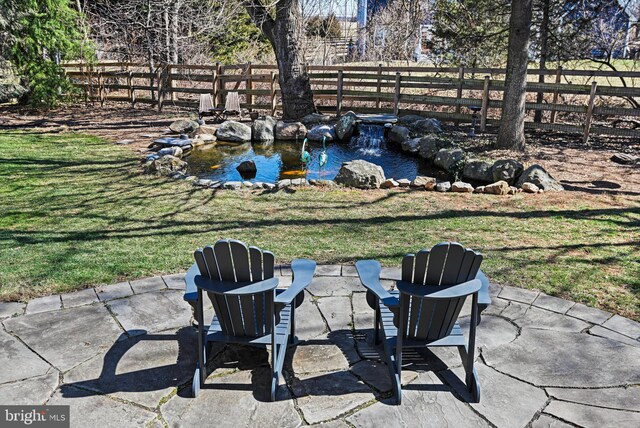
[534,0,550,123]
[244,0,315,120]
[171,0,181,64]
[497,0,532,150]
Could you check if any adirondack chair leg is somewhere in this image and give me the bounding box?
[289,305,296,345]
[466,293,480,402]
[193,288,206,397]
[374,307,381,345]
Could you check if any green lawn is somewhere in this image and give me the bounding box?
[1,131,638,319]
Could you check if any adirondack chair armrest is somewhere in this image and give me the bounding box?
[395,279,482,299]
[355,260,396,303]
[194,276,279,295]
[275,258,316,306]
[475,270,492,307]
[183,263,200,303]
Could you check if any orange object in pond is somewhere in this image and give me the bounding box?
[210,165,221,169]
[281,170,306,176]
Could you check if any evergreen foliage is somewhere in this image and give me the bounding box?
[0,0,93,107]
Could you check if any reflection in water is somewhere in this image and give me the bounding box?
[187,138,447,184]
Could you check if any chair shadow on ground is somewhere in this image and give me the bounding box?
[62,327,199,398]
[327,328,476,403]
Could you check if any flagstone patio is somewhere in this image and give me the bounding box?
[1,266,639,427]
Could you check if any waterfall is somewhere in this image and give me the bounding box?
[351,124,386,157]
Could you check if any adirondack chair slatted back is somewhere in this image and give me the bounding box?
[225,92,241,113]
[199,94,214,114]
[193,240,277,337]
[399,242,483,341]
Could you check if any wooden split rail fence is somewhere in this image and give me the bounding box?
[62,62,640,142]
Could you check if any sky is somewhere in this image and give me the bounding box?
[302,0,358,18]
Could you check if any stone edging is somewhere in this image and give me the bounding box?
[1,265,638,342]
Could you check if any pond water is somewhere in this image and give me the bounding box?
[186,125,448,183]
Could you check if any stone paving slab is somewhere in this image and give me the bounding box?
[602,314,640,339]
[63,328,196,408]
[543,400,640,427]
[532,294,575,314]
[130,276,167,294]
[0,370,59,405]
[531,414,573,428]
[162,272,186,289]
[107,290,191,335]
[95,281,133,301]
[589,325,640,348]
[484,329,640,387]
[3,304,124,372]
[25,294,62,314]
[346,372,490,428]
[566,302,612,325]
[546,385,640,412]
[445,364,547,428]
[61,288,99,308]
[0,301,25,319]
[162,369,302,428]
[0,329,52,384]
[1,266,639,428]
[498,285,539,304]
[48,385,158,428]
[291,370,374,425]
[314,265,342,277]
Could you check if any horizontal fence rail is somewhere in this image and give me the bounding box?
[61,61,640,142]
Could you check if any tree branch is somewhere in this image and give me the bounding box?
[241,0,275,43]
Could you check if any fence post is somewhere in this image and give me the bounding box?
[211,66,218,106]
[157,67,164,112]
[393,72,401,116]
[168,64,176,101]
[376,63,382,109]
[128,71,135,107]
[583,81,597,144]
[550,66,563,124]
[79,63,88,102]
[270,71,277,116]
[216,62,224,106]
[246,62,253,110]
[98,71,104,107]
[336,69,344,116]
[481,75,490,132]
[455,66,465,125]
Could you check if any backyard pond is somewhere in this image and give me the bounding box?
[186,128,447,183]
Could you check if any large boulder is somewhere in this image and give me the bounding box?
[301,113,332,126]
[516,164,564,191]
[275,121,307,141]
[336,111,358,141]
[492,159,524,185]
[334,160,385,189]
[412,118,442,134]
[145,155,187,175]
[401,138,421,153]
[0,82,27,103]
[307,124,337,142]
[158,147,183,158]
[463,160,494,183]
[169,119,199,134]
[251,116,276,143]
[216,120,252,142]
[434,148,465,171]
[388,126,410,144]
[418,135,450,160]
[397,114,424,126]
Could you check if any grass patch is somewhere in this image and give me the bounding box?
[0,131,638,319]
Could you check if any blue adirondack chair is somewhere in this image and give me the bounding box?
[355,242,491,404]
[184,239,316,400]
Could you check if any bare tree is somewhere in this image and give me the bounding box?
[497,0,533,150]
